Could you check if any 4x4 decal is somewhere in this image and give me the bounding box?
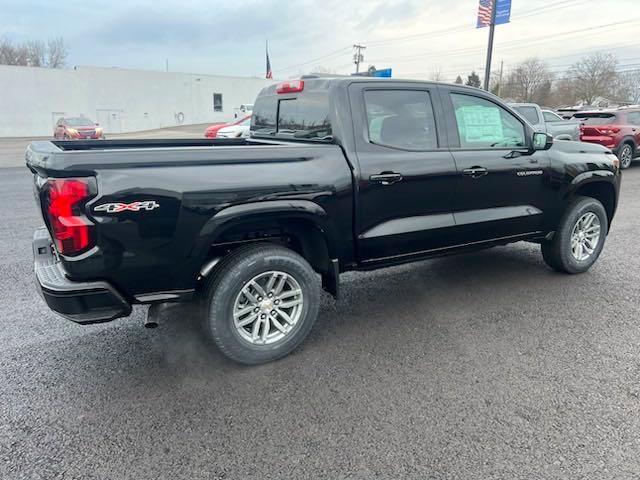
[94,201,160,213]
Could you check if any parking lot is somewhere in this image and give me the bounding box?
[1,159,640,479]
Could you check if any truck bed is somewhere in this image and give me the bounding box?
[26,138,332,175]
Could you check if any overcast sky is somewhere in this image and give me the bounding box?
[4,0,640,80]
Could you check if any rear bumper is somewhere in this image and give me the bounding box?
[33,227,131,324]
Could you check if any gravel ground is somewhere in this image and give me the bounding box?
[1,165,639,479]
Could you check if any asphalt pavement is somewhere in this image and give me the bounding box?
[1,165,640,479]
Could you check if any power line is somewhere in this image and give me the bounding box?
[276,45,353,73]
[366,18,640,64]
[272,0,596,76]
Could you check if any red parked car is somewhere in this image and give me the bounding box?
[54,117,104,140]
[577,108,640,169]
[204,115,251,138]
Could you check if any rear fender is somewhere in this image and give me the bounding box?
[193,199,339,262]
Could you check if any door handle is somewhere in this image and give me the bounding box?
[462,166,488,178]
[370,172,403,185]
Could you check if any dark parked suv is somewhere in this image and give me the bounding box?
[577,107,640,169]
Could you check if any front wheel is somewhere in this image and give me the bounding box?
[541,196,608,274]
[203,244,321,365]
[618,143,633,169]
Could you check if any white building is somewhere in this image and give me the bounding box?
[0,65,271,137]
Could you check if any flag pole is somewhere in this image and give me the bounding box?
[483,0,498,91]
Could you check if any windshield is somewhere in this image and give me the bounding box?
[574,113,618,125]
[65,117,94,127]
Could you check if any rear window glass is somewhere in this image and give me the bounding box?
[252,96,277,132]
[277,95,332,139]
[252,93,332,140]
[574,113,618,125]
[514,106,540,125]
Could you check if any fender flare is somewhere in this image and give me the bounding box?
[568,170,616,194]
[192,199,338,260]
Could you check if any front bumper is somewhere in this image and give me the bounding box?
[33,227,131,324]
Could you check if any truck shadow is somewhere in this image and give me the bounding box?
[6,243,591,400]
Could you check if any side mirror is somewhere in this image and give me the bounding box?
[533,132,553,151]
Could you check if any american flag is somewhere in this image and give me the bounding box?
[266,41,273,79]
[477,0,494,27]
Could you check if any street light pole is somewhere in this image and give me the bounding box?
[483,0,498,91]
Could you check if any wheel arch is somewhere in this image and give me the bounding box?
[569,178,616,228]
[620,137,637,154]
[194,200,340,295]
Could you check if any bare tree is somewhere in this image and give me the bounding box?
[26,40,46,66]
[430,68,444,82]
[550,77,580,107]
[569,53,618,105]
[0,36,67,68]
[0,37,28,66]
[503,58,553,105]
[614,70,640,104]
[46,37,67,68]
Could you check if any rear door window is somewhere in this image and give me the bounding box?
[363,89,438,150]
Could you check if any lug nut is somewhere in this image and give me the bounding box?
[254,307,259,313]
[257,296,263,302]
[260,314,266,319]
[271,310,276,316]
[274,300,280,305]
[268,292,273,298]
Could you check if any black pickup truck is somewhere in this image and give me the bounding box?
[27,78,621,364]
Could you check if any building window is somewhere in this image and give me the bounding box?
[213,93,223,112]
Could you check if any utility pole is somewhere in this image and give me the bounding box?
[353,44,366,74]
[497,60,504,96]
[166,58,169,72]
[483,0,498,91]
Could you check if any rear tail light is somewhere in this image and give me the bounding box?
[276,80,304,94]
[42,177,96,256]
[595,126,620,136]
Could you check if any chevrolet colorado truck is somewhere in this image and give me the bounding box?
[27,78,621,365]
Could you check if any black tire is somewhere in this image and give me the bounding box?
[203,243,320,365]
[618,143,634,169]
[541,196,608,274]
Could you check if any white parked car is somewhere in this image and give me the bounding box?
[216,116,251,138]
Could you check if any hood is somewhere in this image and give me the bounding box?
[550,139,611,155]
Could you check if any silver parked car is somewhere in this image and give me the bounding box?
[510,103,580,141]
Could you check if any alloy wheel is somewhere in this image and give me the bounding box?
[232,271,304,345]
[570,212,601,261]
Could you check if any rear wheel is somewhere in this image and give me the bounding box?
[541,196,607,274]
[618,143,633,169]
[203,244,321,365]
